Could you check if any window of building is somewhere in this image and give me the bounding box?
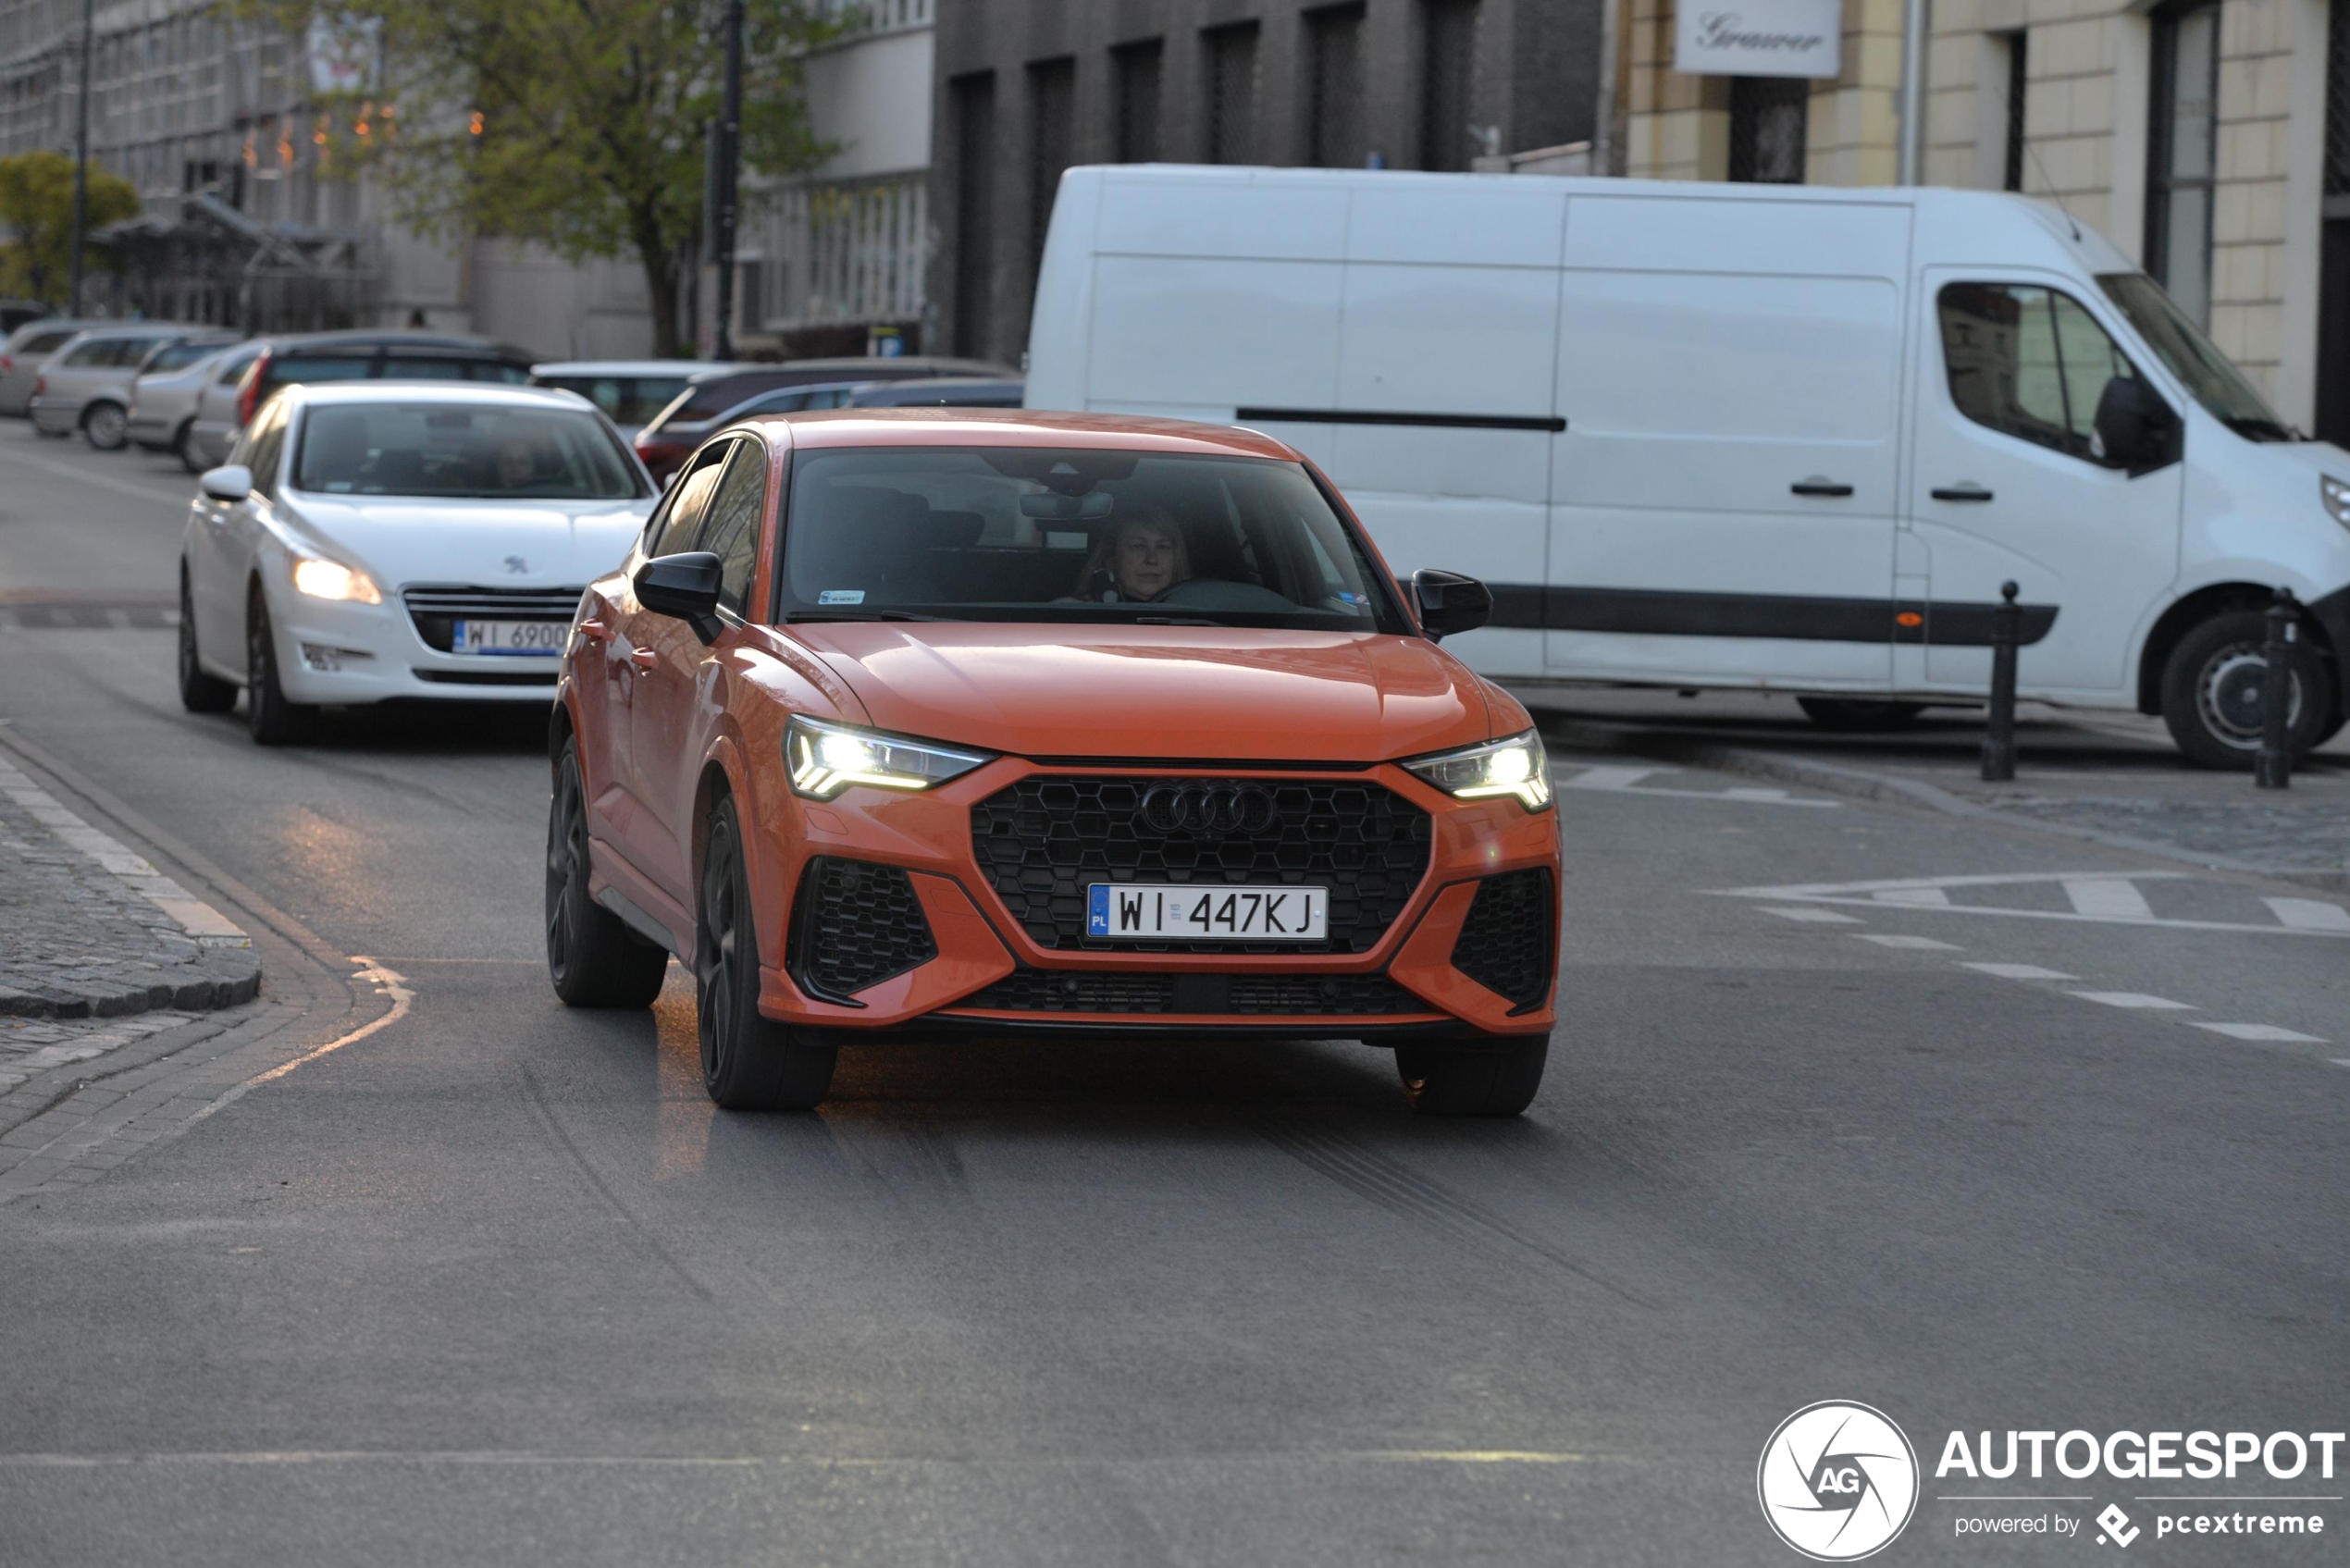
[2314,0,2350,442]
[950,72,996,357]
[1306,3,1367,167]
[1205,21,1259,164]
[1111,39,1163,163]
[1027,56,1075,281]
[1418,0,1479,171]
[2001,30,2029,191]
[2147,0,2220,325]
[1728,78,1809,183]
[1937,282,2143,464]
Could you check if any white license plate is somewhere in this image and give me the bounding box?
[1087,883,1329,942]
[453,619,566,656]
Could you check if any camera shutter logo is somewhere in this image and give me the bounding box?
[1757,1401,1920,1560]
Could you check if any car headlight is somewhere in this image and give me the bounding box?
[289,551,381,605]
[2322,475,2350,529]
[785,714,992,800]
[1402,729,1553,810]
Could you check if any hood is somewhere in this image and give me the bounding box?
[283,495,653,590]
[794,623,1493,762]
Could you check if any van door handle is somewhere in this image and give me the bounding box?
[1790,479,1854,497]
[1932,484,1995,502]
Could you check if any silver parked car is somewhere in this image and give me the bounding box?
[0,318,112,416]
[31,326,222,448]
[130,340,259,471]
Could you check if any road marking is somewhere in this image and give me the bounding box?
[2067,991,2194,1010]
[1874,886,1952,907]
[1556,765,1839,808]
[2190,1023,2328,1043]
[1856,934,1960,950]
[2063,878,2155,920]
[2264,896,2350,932]
[1961,962,2080,981]
[1760,907,1863,923]
[1561,765,1659,791]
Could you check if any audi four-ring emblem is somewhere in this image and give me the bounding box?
[1139,784,1279,834]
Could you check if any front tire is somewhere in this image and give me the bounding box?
[545,742,671,1007]
[1798,697,1926,732]
[244,588,315,746]
[697,798,835,1111]
[81,401,127,451]
[1395,1038,1549,1117]
[177,574,235,713]
[2158,611,2335,770]
[175,421,204,475]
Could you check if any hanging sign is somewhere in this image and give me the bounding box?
[1675,0,1841,78]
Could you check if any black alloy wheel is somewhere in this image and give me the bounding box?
[545,742,671,1007]
[1797,698,1928,732]
[82,401,128,451]
[177,574,236,713]
[1394,1037,1549,1117]
[2159,611,2335,770]
[243,587,315,746]
[696,798,836,1111]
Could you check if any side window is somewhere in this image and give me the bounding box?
[696,445,770,616]
[1937,282,2144,464]
[219,353,255,385]
[649,443,732,557]
[61,341,105,367]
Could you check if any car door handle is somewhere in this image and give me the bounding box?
[575,619,611,644]
[628,647,660,672]
[1790,478,1854,497]
[1932,484,1995,502]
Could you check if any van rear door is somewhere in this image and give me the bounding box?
[1547,194,1911,688]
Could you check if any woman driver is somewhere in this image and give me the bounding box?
[1075,511,1192,601]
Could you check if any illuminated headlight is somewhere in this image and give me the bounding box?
[290,551,381,604]
[2322,475,2350,529]
[1403,729,1553,810]
[785,714,992,800]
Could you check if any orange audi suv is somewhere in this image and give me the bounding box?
[545,411,1561,1115]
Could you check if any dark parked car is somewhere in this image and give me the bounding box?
[630,355,1009,480]
[845,377,1024,409]
[204,330,537,460]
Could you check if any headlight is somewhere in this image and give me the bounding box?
[290,552,381,604]
[1402,729,1553,810]
[2322,475,2350,529]
[785,714,992,800]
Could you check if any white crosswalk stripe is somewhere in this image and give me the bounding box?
[2062,879,2155,920]
[2068,991,2195,1010]
[2263,897,2350,933]
[2192,1023,2328,1043]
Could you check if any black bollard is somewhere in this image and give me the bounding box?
[2254,586,2299,789]
[1981,581,2020,782]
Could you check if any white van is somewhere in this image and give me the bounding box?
[1025,165,2350,767]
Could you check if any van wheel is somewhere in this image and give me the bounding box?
[81,401,127,451]
[177,574,235,713]
[546,742,671,1007]
[244,589,315,746]
[1797,698,1926,732]
[2159,611,2335,770]
[697,798,835,1111]
[1394,1038,1548,1117]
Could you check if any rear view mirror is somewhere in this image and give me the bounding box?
[1410,569,1494,641]
[2093,376,2180,475]
[1019,490,1115,522]
[199,464,253,502]
[635,551,724,643]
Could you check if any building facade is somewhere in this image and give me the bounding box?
[930,0,1603,365]
[1620,0,2348,439]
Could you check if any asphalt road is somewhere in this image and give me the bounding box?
[1,424,2344,1566]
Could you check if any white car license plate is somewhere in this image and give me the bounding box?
[453,619,566,657]
[1087,883,1329,942]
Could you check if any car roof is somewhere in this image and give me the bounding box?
[259,329,534,358]
[278,381,601,412]
[846,377,1025,404]
[736,407,1303,462]
[54,323,204,343]
[534,360,737,377]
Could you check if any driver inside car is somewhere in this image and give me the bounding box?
[1076,511,1191,601]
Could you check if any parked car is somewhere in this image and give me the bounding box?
[546,407,1559,1116]
[529,360,737,441]
[846,377,1024,409]
[130,340,262,472]
[1029,165,2350,770]
[189,329,538,471]
[630,355,1010,481]
[31,325,226,448]
[0,317,122,416]
[178,383,656,744]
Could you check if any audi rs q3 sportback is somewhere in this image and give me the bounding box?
[545,410,1563,1116]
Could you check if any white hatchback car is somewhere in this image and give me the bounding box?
[179,382,657,743]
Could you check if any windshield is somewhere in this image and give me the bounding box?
[292,403,646,500]
[777,447,1404,632]
[2096,274,2296,440]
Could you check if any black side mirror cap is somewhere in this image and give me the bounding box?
[2093,375,2182,475]
[634,551,724,643]
[1410,568,1494,641]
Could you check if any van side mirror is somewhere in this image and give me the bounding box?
[199,463,252,502]
[2093,376,2180,475]
[1410,569,1493,641]
[635,551,724,643]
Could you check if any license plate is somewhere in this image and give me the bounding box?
[453,619,566,656]
[1087,883,1329,942]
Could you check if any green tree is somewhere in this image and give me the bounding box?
[261,1,836,357]
[0,151,141,305]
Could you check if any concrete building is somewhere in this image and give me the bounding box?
[930,0,1603,364]
[1618,0,2350,440]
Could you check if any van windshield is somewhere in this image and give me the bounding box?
[2096,274,2297,441]
[776,447,1405,633]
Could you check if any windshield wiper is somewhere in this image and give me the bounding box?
[1132,615,1221,626]
[783,609,958,623]
[2223,415,2297,442]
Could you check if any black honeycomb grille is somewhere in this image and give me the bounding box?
[788,857,936,998]
[1449,869,1555,1011]
[970,775,1431,954]
[953,967,1431,1017]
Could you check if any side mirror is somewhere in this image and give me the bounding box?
[199,463,253,503]
[1410,568,1493,641]
[2093,376,2180,475]
[634,551,724,643]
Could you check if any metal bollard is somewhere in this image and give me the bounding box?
[2254,586,2299,789]
[1981,581,2020,782]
